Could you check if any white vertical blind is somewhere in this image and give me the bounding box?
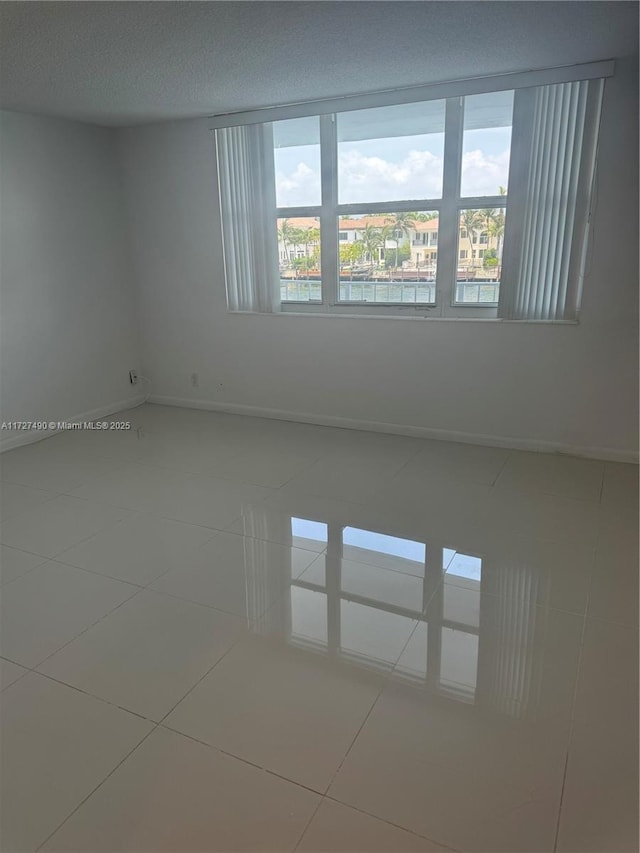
[499,78,604,320]
[216,124,280,312]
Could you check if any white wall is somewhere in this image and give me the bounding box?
[0,111,142,448]
[117,57,639,461]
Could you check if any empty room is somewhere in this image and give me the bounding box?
[0,2,638,852]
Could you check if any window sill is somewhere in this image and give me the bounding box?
[227,310,579,325]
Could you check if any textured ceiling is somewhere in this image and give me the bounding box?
[1,1,638,127]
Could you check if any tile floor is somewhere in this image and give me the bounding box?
[0,403,637,853]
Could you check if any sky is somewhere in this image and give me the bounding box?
[274,127,511,208]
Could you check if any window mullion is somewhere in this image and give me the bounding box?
[437,97,464,316]
[320,114,338,308]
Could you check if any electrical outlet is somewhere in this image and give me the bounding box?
[129,370,138,385]
[190,372,199,388]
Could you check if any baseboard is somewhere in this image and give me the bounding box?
[0,395,147,453]
[147,394,639,464]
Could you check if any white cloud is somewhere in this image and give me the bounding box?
[461,149,510,197]
[275,146,510,207]
[275,161,320,207]
[337,149,443,203]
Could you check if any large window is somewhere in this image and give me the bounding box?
[215,62,609,320]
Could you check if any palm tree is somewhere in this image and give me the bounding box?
[278,219,294,266]
[479,208,496,228]
[379,221,395,270]
[296,227,316,278]
[283,227,306,276]
[360,224,382,266]
[477,192,506,261]
[478,208,496,260]
[390,212,416,269]
[487,210,506,262]
[307,227,320,267]
[461,210,482,273]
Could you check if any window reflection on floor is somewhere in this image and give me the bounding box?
[290,520,484,699]
[239,508,543,715]
[290,517,328,552]
[290,587,327,649]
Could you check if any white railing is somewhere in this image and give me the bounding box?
[280,279,500,305]
[455,282,500,304]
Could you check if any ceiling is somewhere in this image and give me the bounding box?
[1,1,638,127]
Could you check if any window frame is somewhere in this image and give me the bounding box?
[276,101,508,318]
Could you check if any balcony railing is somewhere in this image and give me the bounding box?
[280,278,500,305]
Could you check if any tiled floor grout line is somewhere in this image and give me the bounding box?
[34,723,160,852]
[157,721,327,798]
[43,555,269,624]
[321,792,463,852]
[12,666,156,722]
[157,717,460,852]
[0,557,50,589]
[29,622,262,850]
[274,454,323,490]
[490,448,512,487]
[21,556,443,847]
[3,451,612,525]
[1,540,60,561]
[48,557,151,589]
[597,467,606,504]
[1,506,141,565]
[322,678,386,796]
[154,637,244,727]
[30,585,144,671]
[552,609,589,853]
[0,473,67,493]
[291,795,325,853]
[552,751,572,853]
[2,657,466,853]
[317,594,428,802]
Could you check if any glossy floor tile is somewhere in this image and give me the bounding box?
[0,441,119,493]
[57,513,215,586]
[0,656,27,690]
[329,605,585,852]
[494,451,604,502]
[38,589,247,721]
[1,672,152,852]
[402,439,509,486]
[150,529,320,617]
[0,480,57,522]
[600,461,639,518]
[281,455,409,504]
[587,512,639,626]
[42,727,319,853]
[442,534,596,616]
[1,560,138,667]
[0,494,130,558]
[206,446,319,488]
[556,618,639,853]
[165,634,385,791]
[297,799,450,852]
[0,403,637,852]
[70,463,273,529]
[0,543,46,584]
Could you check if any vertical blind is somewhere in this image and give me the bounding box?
[216,124,280,312]
[498,78,604,320]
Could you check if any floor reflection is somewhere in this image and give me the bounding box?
[237,506,549,716]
